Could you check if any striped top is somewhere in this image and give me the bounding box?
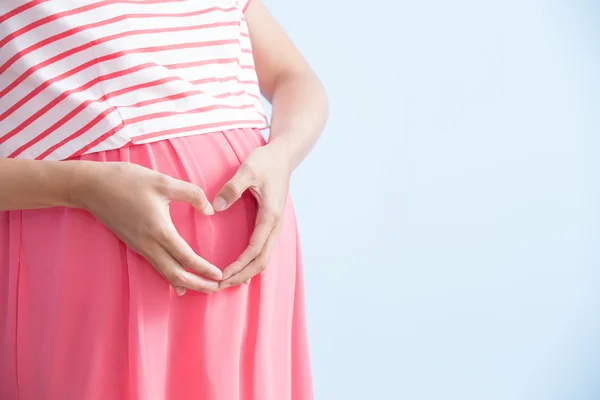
[0,0,268,161]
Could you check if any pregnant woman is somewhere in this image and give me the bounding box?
[0,1,327,399]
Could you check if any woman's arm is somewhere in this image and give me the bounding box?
[216,0,328,287]
[247,0,329,169]
[0,158,81,210]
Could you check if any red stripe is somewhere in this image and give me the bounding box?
[0,7,238,74]
[0,23,238,99]
[247,92,262,101]
[239,80,259,85]
[240,65,255,70]
[0,40,238,123]
[127,89,209,108]
[34,110,120,160]
[106,77,181,100]
[242,0,253,14]
[191,76,238,85]
[0,0,185,48]
[0,1,50,25]
[124,89,249,108]
[241,32,250,38]
[65,123,128,160]
[132,119,266,142]
[241,48,252,54]
[0,62,157,146]
[214,90,246,99]
[123,104,255,125]
[164,58,238,70]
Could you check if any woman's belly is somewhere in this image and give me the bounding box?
[0,128,309,399]
[76,128,266,274]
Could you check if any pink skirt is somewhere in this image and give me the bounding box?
[0,129,312,400]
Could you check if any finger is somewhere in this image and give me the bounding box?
[213,164,255,212]
[221,207,276,280]
[147,245,219,294]
[159,222,223,281]
[221,227,279,288]
[166,178,214,215]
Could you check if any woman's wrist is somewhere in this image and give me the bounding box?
[265,137,293,172]
[33,160,95,209]
[266,134,310,174]
[0,158,90,210]
[61,160,96,209]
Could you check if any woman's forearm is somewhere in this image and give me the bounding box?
[266,71,328,171]
[0,158,83,210]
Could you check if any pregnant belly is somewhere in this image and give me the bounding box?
[83,128,265,272]
[17,128,265,295]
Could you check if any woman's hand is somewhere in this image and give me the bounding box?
[213,141,293,288]
[71,161,222,296]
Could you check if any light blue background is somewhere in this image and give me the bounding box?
[263,0,598,399]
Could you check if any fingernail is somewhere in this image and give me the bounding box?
[244,279,251,285]
[204,203,215,215]
[175,287,186,296]
[213,196,227,212]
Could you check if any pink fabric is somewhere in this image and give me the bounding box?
[0,129,312,400]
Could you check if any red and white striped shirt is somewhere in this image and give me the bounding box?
[0,0,267,161]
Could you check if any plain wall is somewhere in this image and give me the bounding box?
[262,0,599,399]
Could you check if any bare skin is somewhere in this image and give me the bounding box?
[0,0,328,295]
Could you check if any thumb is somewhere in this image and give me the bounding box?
[166,178,214,215]
[213,165,254,212]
